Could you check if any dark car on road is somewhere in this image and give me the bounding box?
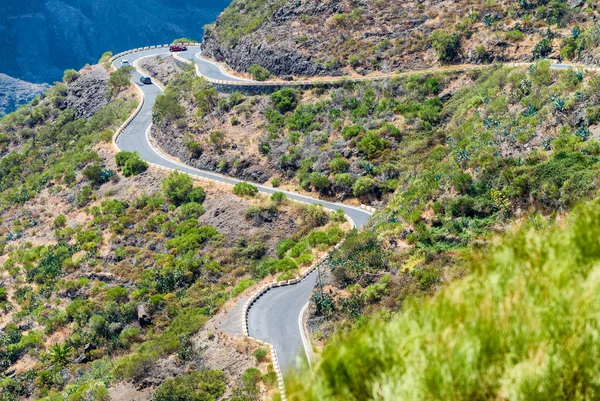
[140,76,152,85]
[169,44,187,52]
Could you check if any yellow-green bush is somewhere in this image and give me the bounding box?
[289,202,600,400]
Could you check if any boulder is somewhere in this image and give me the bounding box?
[137,303,152,325]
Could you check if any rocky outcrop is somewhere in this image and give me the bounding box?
[202,0,599,78]
[65,66,109,119]
[138,55,185,85]
[202,29,342,77]
[0,74,49,116]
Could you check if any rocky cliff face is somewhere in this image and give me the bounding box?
[202,0,597,78]
[0,0,231,84]
[0,74,49,116]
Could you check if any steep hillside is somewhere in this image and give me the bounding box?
[145,50,600,336]
[0,58,346,400]
[0,0,231,84]
[202,0,600,78]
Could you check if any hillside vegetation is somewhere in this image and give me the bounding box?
[203,0,600,78]
[146,50,600,340]
[0,58,346,400]
[289,202,600,401]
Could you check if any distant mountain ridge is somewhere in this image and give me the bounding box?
[0,73,49,116]
[0,0,231,84]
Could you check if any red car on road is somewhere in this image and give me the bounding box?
[169,44,187,52]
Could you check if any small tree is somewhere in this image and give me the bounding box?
[153,92,185,123]
[533,38,553,59]
[430,30,461,63]
[208,131,226,150]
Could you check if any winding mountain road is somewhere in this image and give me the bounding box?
[111,46,372,377]
[112,45,581,382]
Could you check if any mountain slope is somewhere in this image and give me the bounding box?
[202,0,599,78]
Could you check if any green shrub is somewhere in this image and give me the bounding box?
[271,191,286,204]
[105,286,129,303]
[276,239,296,259]
[83,164,114,186]
[113,350,158,382]
[270,88,297,113]
[253,348,268,363]
[119,327,142,349]
[341,125,362,140]
[310,173,331,193]
[430,30,461,62]
[356,132,390,158]
[162,171,203,206]
[108,67,133,91]
[115,151,148,176]
[335,174,357,192]
[99,51,113,63]
[153,92,185,123]
[53,214,67,228]
[289,203,600,401]
[271,178,281,187]
[210,0,285,47]
[308,231,331,247]
[172,38,197,44]
[233,182,258,197]
[248,64,271,81]
[329,157,349,174]
[331,209,346,223]
[505,29,524,42]
[231,279,255,297]
[153,370,225,401]
[62,69,78,84]
[301,204,329,228]
[586,105,600,125]
[177,202,205,220]
[353,177,377,197]
[296,252,314,266]
[290,241,310,258]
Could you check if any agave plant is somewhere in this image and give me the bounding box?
[522,104,538,117]
[574,126,590,141]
